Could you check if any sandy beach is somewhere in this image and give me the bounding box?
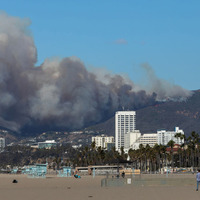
[0,174,199,200]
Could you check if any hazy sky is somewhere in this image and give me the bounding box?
[1,0,200,90]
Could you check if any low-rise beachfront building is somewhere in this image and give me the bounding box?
[139,133,158,147]
[124,131,158,153]
[123,127,184,152]
[157,127,184,145]
[124,130,141,152]
[92,135,114,150]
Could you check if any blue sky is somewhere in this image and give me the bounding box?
[1,0,200,90]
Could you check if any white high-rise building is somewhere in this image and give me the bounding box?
[115,111,136,151]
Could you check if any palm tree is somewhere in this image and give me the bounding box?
[120,146,126,160]
[91,141,96,151]
[187,134,196,168]
[97,146,105,164]
[153,144,164,173]
[179,134,186,168]
[53,157,61,170]
[192,132,200,168]
[148,147,157,173]
[159,145,167,170]
[187,131,200,169]
[138,144,145,171]
[175,132,182,144]
[128,148,140,169]
[167,140,175,170]
[144,144,151,173]
[180,134,186,145]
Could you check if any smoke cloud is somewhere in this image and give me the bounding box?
[0,12,192,133]
[140,63,192,101]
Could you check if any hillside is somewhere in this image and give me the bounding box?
[1,90,200,140]
[86,90,200,137]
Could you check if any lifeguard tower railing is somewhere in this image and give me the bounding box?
[57,167,72,177]
[22,164,47,178]
[11,167,18,174]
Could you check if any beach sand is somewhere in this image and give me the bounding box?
[0,174,199,200]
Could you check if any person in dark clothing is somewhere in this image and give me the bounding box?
[122,171,125,178]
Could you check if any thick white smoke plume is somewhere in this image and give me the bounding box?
[0,12,192,133]
[140,63,192,101]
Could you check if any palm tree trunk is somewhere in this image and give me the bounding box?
[145,155,147,173]
[198,148,200,168]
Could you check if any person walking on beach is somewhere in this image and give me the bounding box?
[196,169,200,191]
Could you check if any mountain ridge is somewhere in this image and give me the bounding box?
[85,90,200,137]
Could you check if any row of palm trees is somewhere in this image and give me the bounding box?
[1,131,200,172]
[71,131,200,173]
[128,131,200,172]
[72,143,126,167]
[65,131,200,172]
